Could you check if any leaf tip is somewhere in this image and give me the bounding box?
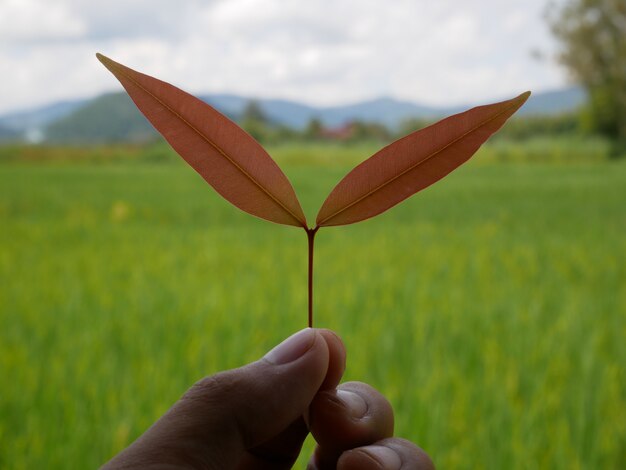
[96,53,116,71]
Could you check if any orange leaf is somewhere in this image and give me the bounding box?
[315,92,530,227]
[96,54,307,228]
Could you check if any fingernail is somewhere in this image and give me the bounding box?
[336,390,368,418]
[360,446,402,469]
[265,328,316,365]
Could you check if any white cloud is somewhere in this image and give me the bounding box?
[0,0,568,114]
[0,0,86,42]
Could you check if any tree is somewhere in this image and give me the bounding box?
[304,117,323,140]
[348,121,391,142]
[240,100,270,142]
[241,100,268,123]
[547,0,626,151]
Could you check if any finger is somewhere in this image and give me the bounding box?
[195,328,327,457]
[317,329,346,390]
[241,329,346,467]
[240,329,346,468]
[338,438,435,470]
[236,417,309,469]
[105,328,335,469]
[309,381,394,469]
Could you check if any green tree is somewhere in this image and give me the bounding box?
[547,0,626,151]
[349,121,391,142]
[241,100,268,123]
[304,117,323,140]
[240,100,270,142]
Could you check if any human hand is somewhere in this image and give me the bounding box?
[102,328,434,469]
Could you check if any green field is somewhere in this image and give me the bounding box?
[1,144,625,469]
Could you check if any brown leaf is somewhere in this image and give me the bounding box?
[96,53,307,228]
[316,92,530,227]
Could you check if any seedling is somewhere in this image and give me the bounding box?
[97,53,529,327]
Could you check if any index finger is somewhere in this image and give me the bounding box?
[308,381,394,468]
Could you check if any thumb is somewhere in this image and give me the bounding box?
[201,328,331,449]
[107,329,344,469]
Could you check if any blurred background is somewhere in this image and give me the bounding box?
[1,0,624,468]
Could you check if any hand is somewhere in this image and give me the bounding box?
[102,328,434,469]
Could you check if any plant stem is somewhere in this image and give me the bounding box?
[306,227,319,328]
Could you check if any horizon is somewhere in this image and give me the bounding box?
[1,83,581,119]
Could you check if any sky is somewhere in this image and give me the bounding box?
[0,0,569,115]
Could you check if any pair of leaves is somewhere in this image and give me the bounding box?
[97,54,529,326]
[97,54,529,231]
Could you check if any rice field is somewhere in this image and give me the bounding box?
[1,144,625,469]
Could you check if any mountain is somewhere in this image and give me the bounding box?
[0,86,586,144]
[45,93,156,144]
[0,99,86,142]
[514,87,586,116]
[318,97,442,128]
[200,95,440,129]
[0,124,21,141]
[43,93,245,144]
[203,88,586,128]
[201,94,312,127]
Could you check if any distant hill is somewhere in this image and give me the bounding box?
[0,124,21,141]
[202,94,307,126]
[201,94,442,129]
[318,97,442,128]
[46,93,156,144]
[0,100,85,142]
[515,87,586,116]
[202,87,586,128]
[0,86,586,144]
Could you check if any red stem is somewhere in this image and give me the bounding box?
[306,227,319,328]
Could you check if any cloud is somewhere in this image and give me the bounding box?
[0,0,86,42]
[0,0,567,114]
[64,0,213,41]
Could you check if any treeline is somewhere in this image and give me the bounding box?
[239,100,584,146]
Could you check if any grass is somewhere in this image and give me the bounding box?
[1,143,625,469]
